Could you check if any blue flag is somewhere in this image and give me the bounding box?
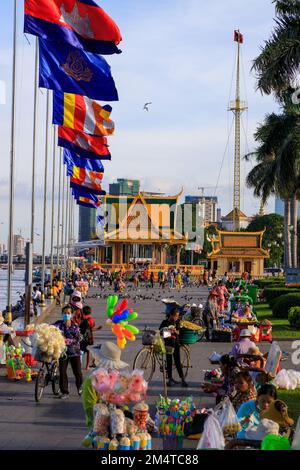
[39,38,119,101]
[72,187,99,203]
[63,149,104,173]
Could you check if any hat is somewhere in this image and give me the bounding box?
[261,400,294,428]
[240,329,251,338]
[70,290,83,309]
[87,341,129,370]
[245,419,279,440]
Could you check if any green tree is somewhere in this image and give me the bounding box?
[245,105,300,269]
[246,214,284,267]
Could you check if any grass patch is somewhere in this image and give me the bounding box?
[277,389,300,422]
[255,303,300,338]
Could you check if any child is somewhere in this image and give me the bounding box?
[79,306,102,370]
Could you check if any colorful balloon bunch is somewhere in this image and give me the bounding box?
[106,295,139,349]
[92,368,148,405]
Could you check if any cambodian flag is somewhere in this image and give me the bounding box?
[63,148,104,173]
[39,39,119,101]
[53,92,115,136]
[24,0,122,54]
[58,126,111,160]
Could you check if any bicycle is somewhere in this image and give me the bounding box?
[34,358,60,402]
[133,328,191,383]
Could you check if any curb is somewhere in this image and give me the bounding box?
[272,337,300,342]
[34,301,58,326]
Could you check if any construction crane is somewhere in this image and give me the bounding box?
[228,30,247,231]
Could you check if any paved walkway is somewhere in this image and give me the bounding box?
[0,284,297,449]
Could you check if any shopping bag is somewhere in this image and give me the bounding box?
[153,332,166,355]
[196,414,225,450]
[214,397,241,435]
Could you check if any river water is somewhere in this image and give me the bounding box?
[0,269,25,311]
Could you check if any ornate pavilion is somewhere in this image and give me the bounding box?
[98,191,188,267]
[207,230,269,277]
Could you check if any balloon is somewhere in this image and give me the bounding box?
[123,329,135,341]
[107,306,115,318]
[117,337,126,349]
[111,310,130,324]
[123,324,139,335]
[112,324,124,339]
[107,295,119,308]
[127,312,138,321]
[113,299,129,316]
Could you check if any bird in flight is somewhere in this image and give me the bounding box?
[143,102,152,112]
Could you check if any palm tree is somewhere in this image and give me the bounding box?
[245,107,300,269]
[252,0,300,95]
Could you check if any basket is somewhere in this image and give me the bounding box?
[142,330,156,346]
[179,328,200,345]
[33,348,53,363]
[211,330,233,343]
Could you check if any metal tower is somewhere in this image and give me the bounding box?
[229,30,247,231]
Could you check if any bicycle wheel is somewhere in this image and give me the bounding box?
[51,363,60,396]
[35,365,46,402]
[172,345,190,380]
[133,348,155,383]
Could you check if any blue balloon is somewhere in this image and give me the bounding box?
[112,309,130,324]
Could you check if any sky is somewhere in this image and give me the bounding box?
[0,0,281,252]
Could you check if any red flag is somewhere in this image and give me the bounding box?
[58,126,111,160]
[24,0,122,54]
[234,30,244,44]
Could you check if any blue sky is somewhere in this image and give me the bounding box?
[0,0,280,251]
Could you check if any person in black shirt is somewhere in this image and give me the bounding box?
[159,309,188,388]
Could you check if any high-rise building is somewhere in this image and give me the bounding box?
[13,235,25,256]
[78,206,97,242]
[185,196,218,224]
[275,197,300,217]
[0,243,5,255]
[109,179,140,196]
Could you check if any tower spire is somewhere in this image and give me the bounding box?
[229,30,247,231]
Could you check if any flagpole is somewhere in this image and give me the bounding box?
[56,148,62,277]
[64,183,70,281]
[40,90,51,307]
[25,38,39,327]
[50,125,56,292]
[60,165,65,282]
[6,0,18,324]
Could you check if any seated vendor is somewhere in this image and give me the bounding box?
[231,371,257,411]
[236,384,277,439]
[201,354,240,404]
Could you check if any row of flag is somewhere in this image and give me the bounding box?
[24,0,122,210]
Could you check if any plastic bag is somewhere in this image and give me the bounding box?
[273,369,300,390]
[292,417,300,450]
[153,332,166,355]
[196,414,225,450]
[214,397,241,435]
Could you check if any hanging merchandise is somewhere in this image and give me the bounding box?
[214,396,241,435]
[196,414,225,450]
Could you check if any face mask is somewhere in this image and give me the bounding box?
[63,314,72,321]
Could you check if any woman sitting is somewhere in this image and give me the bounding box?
[202,354,240,404]
[236,384,277,439]
[231,371,257,411]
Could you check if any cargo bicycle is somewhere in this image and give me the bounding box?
[34,350,60,402]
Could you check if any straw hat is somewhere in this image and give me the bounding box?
[245,419,279,440]
[87,341,129,370]
[261,400,294,427]
[239,329,252,338]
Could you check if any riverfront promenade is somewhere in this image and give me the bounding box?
[0,284,296,450]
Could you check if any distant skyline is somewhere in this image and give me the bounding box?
[0,1,280,250]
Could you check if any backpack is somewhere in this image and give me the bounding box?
[80,319,94,346]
